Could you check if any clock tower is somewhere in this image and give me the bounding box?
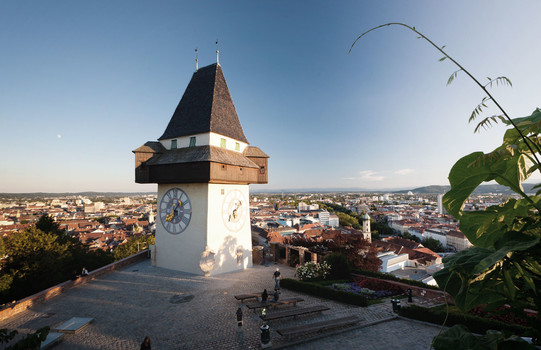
[133,63,268,276]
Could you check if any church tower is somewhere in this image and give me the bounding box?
[133,63,269,276]
[361,213,371,243]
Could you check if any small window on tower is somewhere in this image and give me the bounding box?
[171,139,177,149]
[260,166,265,174]
[220,138,226,148]
[235,142,240,151]
[189,137,196,147]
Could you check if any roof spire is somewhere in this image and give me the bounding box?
[195,48,199,72]
[216,39,220,66]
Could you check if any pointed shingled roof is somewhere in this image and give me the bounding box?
[159,63,249,143]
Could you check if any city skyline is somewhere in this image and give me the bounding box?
[1,1,541,193]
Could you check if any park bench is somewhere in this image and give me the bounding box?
[276,315,361,341]
[40,332,64,349]
[260,305,329,322]
[234,293,261,303]
[52,317,93,334]
[245,297,304,313]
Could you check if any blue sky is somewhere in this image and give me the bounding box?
[1,1,540,193]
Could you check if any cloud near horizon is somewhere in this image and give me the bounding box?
[358,170,384,182]
[395,168,414,176]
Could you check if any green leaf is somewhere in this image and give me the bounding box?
[439,56,447,61]
[443,150,529,218]
[512,261,537,296]
[458,199,535,248]
[443,152,493,218]
[502,267,516,299]
[432,325,486,350]
[504,108,541,135]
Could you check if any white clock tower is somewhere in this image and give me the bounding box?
[133,62,269,276]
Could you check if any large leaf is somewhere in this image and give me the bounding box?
[458,198,536,248]
[472,235,540,274]
[505,108,541,136]
[434,237,539,311]
[444,151,528,218]
[443,152,491,218]
[432,325,535,350]
[433,325,494,350]
[434,248,507,310]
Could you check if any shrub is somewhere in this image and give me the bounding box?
[356,277,404,295]
[281,278,368,306]
[295,261,330,281]
[399,305,536,338]
[331,282,400,299]
[323,252,350,279]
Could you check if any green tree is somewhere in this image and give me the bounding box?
[0,214,114,303]
[336,212,358,228]
[2,227,71,301]
[353,23,541,347]
[399,231,421,243]
[322,252,350,279]
[113,235,155,261]
[35,214,61,234]
[421,237,443,252]
[0,326,49,350]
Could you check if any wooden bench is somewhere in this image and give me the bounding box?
[245,297,304,313]
[260,305,329,322]
[276,315,360,341]
[234,293,261,303]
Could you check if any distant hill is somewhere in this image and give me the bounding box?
[0,192,155,200]
[397,183,538,195]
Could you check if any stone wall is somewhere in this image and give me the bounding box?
[0,250,149,322]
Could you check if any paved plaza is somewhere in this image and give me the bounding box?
[0,259,443,349]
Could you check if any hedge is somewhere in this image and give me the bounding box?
[351,269,442,291]
[399,305,535,337]
[280,278,368,307]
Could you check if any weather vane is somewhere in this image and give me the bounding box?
[216,39,219,65]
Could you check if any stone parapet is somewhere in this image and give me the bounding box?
[0,250,149,322]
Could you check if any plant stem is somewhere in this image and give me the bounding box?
[350,23,541,172]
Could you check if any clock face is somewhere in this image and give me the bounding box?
[222,189,247,232]
[159,187,192,234]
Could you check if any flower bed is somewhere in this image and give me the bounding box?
[331,278,404,300]
[469,305,538,328]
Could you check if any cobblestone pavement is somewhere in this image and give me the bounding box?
[0,260,443,349]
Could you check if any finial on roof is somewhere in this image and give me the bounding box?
[195,48,199,72]
[216,39,220,65]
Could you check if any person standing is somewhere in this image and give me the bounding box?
[140,336,151,350]
[273,268,281,290]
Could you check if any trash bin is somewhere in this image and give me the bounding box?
[391,299,401,313]
[236,307,243,327]
[260,324,270,344]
